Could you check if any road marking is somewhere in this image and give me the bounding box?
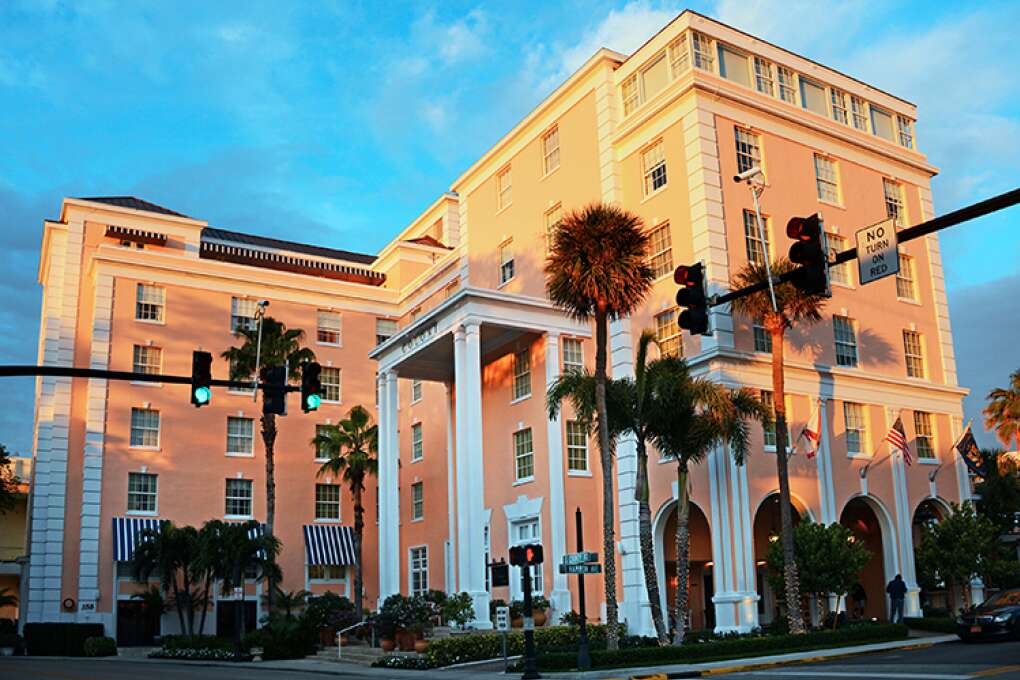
[742,672,972,679]
[971,666,1020,677]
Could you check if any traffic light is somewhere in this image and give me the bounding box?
[509,544,544,566]
[190,351,212,407]
[261,364,288,416]
[301,362,322,413]
[674,263,711,336]
[786,213,831,297]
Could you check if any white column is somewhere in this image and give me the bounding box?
[377,370,400,602]
[445,383,457,594]
[727,454,759,631]
[816,400,838,525]
[707,444,742,632]
[888,409,921,617]
[544,332,570,618]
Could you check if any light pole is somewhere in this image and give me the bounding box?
[734,167,778,312]
[252,300,269,401]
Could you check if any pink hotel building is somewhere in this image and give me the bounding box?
[26,11,974,641]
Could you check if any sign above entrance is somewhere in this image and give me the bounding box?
[855,217,899,285]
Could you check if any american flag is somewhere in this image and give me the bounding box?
[884,416,912,466]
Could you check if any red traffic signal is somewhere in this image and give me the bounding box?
[674,263,711,336]
[785,213,831,297]
[509,543,544,566]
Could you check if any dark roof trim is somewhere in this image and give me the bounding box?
[105,225,167,246]
[203,227,376,265]
[200,241,386,287]
[75,196,191,218]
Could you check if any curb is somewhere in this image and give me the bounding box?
[697,639,943,676]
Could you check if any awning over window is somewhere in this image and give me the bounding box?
[112,517,164,562]
[303,524,356,566]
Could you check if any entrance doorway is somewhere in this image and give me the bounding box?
[752,493,806,625]
[840,496,889,620]
[216,600,257,639]
[658,501,712,632]
[116,601,159,646]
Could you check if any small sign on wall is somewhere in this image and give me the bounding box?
[78,600,96,613]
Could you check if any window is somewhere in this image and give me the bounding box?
[411,482,424,521]
[499,240,515,285]
[903,330,925,378]
[844,402,866,455]
[411,422,423,461]
[850,96,868,131]
[513,428,534,481]
[642,141,667,195]
[127,472,157,513]
[913,411,935,460]
[897,116,914,149]
[225,479,253,517]
[753,322,772,353]
[753,56,774,96]
[814,154,840,204]
[376,318,397,346]
[317,310,342,345]
[135,284,165,322]
[542,126,560,175]
[411,380,422,403]
[566,420,589,472]
[130,408,160,448]
[231,297,258,332]
[648,222,673,278]
[883,179,906,226]
[512,348,531,400]
[228,356,255,394]
[691,31,713,70]
[321,367,341,402]
[830,88,849,125]
[668,33,689,76]
[833,316,859,368]
[314,424,331,461]
[309,565,345,581]
[132,345,162,375]
[562,338,584,373]
[544,203,563,253]
[409,546,428,595]
[497,167,512,209]
[760,390,778,450]
[734,128,761,174]
[654,309,682,358]
[641,53,669,101]
[483,524,491,591]
[718,45,750,87]
[622,74,639,115]
[896,255,916,300]
[827,233,851,285]
[315,483,341,520]
[776,66,797,104]
[743,209,770,265]
[871,107,895,141]
[511,518,543,594]
[799,77,827,115]
[226,417,254,455]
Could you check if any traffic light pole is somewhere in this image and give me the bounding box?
[0,365,297,392]
[521,564,540,680]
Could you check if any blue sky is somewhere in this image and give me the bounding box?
[1,0,1018,454]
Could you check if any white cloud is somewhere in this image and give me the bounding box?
[412,8,489,65]
[558,1,677,78]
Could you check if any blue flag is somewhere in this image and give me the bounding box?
[955,427,986,479]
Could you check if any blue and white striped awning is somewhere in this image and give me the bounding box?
[303,524,356,566]
[113,517,164,562]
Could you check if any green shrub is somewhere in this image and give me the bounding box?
[24,623,105,656]
[159,634,233,652]
[244,615,317,660]
[149,648,237,661]
[373,655,435,669]
[423,624,621,667]
[302,593,354,630]
[904,616,956,633]
[441,592,475,629]
[83,636,117,657]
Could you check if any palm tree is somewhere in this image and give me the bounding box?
[133,523,204,636]
[312,405,378,621]
[262,586,311,618]
[985,369,1020,452]
[730,258,827,634]
[223,316,315,607]
[545,203,654,650]
[646,357,768,643]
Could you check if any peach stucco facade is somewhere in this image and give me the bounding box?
[27,11,971,638]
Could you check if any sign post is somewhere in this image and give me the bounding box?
[855,217,898,285]
[575,508,592,670]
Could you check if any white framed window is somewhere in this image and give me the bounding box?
[225,478,253,518]
[654,309,682,358]
[542,126,560,175]
[621,74,639,115]
[760,390,778,450]
[130,407,160,448]
[411,482,424,521]
[512,348,531,401]
[896,255,916,300]
[753,56,774,96]
[228,356,255,394]
[317,310,342,345]
[513,428,534,481]
[833,315,859,368]
[376,318,397,346]
[411,422,423,461]
[871,107,895,142]
[827,233,851,285]
[753,322,772,353]
[691,31,713,71]
[776,66,797,104]
[830,88,849,125]
[743,209,770,265]
[734,128,761,175]
[510,518,543,595]
[315,483,340,520]
[411,379,422,403]
[314,424,331,461]
[903,330,925,378]
[648,222,673,278]
[814,154,840,204]
[641,51,669,100]
[566,420,588,473]
[843,402,867,456]
[850,96,868,131]
[913,411,935,460]
[135,284,165,322]
[800,77,827,115]
[718,44,749,86]
[562,338,584,373]
[309,565,345,582]
[226,416,254,456]
[668,33,689,76]
[642,141,667,195]
[497,166,512,210]
[499,240,515,285]
[132,345,162,375]
[409,546,428,596]
[231,297,258,332]
[544,203,563,253]
[897,116,914,149]
[127,472,157,513]
[883,179,906,226]
[321,367,341,403]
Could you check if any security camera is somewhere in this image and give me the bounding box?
[257,300,270,307]
[733,167,764,183]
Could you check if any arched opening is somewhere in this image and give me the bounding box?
[840,496,894,620]
[655,500,713,632]
[913,497,951,613]
[752,492,809,625]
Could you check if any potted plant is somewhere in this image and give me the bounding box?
[442,592,475,630]
[304,593,354,647]
[531,596,551,627]
[509,600,524,628]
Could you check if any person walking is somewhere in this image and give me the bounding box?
[886,574,907,623]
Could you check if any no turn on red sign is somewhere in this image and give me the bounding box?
[855,217,899,285]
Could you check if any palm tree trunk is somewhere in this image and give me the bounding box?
[198,573,211,636]
[171,578,186,637]
[635,437,668,644]
[672,463,691,645]
[353,484,365,622]
[261,412,277,613]
[234,571,245,659]
[594,308,619,651]
[771,328,805,634]
[182,570,194,637]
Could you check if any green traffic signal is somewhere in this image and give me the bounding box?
[193,386,212,405]
[305,393,321,411]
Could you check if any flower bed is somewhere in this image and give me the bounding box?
[148,647,238,661]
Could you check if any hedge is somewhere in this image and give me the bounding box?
[24,623,106,656]
[83,636,118,657]
[423,624,622,667]
[904,616,957,634]
[159,635,234,652]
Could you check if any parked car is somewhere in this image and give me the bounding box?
[956,589,1020,641]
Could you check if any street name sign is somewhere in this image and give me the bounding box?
[560,563,602,574]
[855,217,899,285]
[562,551,598,566]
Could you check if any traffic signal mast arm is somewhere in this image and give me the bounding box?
[0,365,300,391]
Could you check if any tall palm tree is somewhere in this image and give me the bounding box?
[133,523,204,636]
[223,316,315,607]
[646,357,768,643]
[985,369,1020,452]
[545,203,654,650]
[312,405,378,621]
[730,258,827,634]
